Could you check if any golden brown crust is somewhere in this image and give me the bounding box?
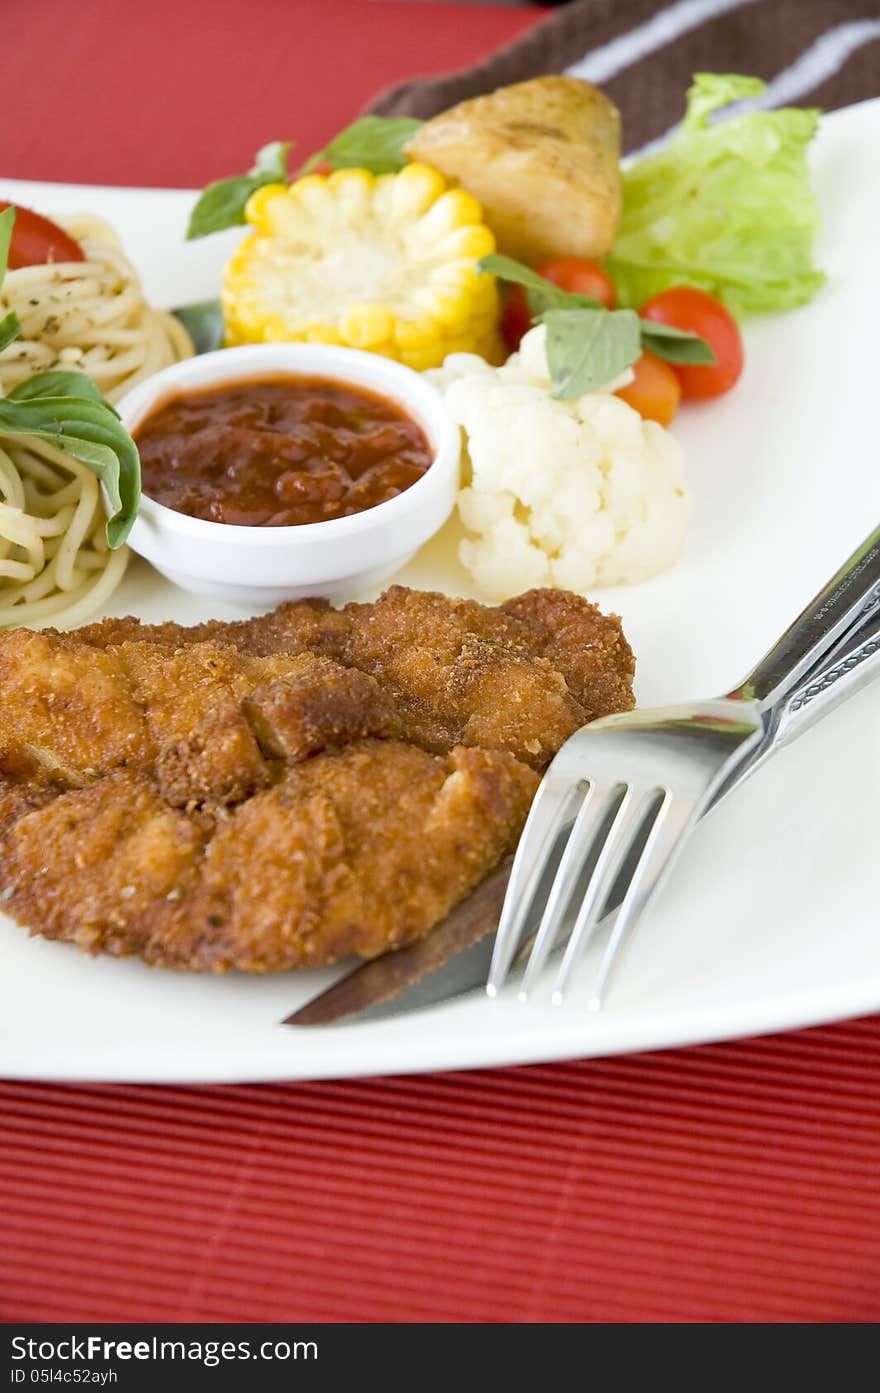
[405,76,622,263]
[0,586,634,971]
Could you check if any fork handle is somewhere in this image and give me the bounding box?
[728,522,880,710]
[710,610,880,809]
[775,618,880,749]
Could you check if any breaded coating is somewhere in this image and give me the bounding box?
[75,596,352,661]
[0,770,205,958]
[155,701,270,809]
[0,630,152,778]
[343,586,634,766]
[244,660,399,762]
[0,586,635,971]
[139,742,538,972]
[501,588,636,722]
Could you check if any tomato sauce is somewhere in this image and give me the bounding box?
[135,376,433,527]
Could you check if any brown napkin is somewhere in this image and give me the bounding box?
[370,0,880,151]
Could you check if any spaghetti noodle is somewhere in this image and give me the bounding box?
[0,214,193,628]
[0,432,129,628]
[0,215,192,404]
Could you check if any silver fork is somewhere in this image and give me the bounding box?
[487,524,880,1009]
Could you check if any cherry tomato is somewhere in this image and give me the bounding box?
[0,202,84,269]
[640,286,743,399]
[500,285,534,354]
[500,256,617,354]
[536,256,616,309]
[615,350,681,426]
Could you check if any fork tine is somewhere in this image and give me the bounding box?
[486,774,586,996]
[518,781,617,1001]
[548,786,658,1005]
[583,793,699,1011]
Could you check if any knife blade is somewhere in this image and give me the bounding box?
[285,856,512,1026]
[284,610,880,1027]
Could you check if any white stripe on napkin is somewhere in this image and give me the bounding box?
[718,18,880,114]
[629,18,880,157]
[565,0,759,86]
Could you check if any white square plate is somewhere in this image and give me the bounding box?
[1,99,878,1081]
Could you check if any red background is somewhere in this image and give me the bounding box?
[4,0,540,189]
[3,0,880,1325]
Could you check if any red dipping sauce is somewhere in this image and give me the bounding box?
[134,376,433,527]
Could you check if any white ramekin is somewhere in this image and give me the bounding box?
[115,343,461,607]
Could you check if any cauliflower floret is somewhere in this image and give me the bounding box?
[429,326,689,600]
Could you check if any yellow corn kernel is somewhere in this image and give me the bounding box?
[305,324,344,347]
[326,167,375,193]
[440,332,482,358]
[399,343,451,372]
[417,290,475,332]
[393,314,441,352]
[389,162,447,220]
[326,168,374,218]
[262,316,303,343]
[339,304,395,349]
[370,172,398,223]
[243,184,294,232]
[439,225,496,260]
[418,189,484,241]
[431,261,481,294]
[292,175,336,220]
[472,274,499,312]
[223,162,501,367]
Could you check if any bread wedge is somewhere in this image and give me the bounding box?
[405,76,622,265]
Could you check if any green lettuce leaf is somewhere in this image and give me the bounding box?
[607,73,825,316]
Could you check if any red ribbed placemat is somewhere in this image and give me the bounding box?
[3,1017,880,1323]
[4,0,880,1326]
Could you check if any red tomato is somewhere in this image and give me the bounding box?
[615,350,681,426]
[500,257,617,354]
[536,256,616,309]
[640,286,743,399]
[0,202,84,269]
[500,285,534,354]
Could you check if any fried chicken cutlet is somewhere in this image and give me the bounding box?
[0,586,634,971]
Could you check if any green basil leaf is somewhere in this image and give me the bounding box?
[0,309,21,352]
[639,320,716,365]
[477,253,603,317]
[186,142,293,240]
[542,307,641,400]
[479,252,712,394]
[477,254,561,298]
[320,116,423,174]
[0,206,14,289]
[170,298,225,356]
[187,175,267,240]
[0,376,140,548]
[8,369,109,405]
[527,284,604,316]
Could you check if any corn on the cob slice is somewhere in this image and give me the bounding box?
[222,164,503,370]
